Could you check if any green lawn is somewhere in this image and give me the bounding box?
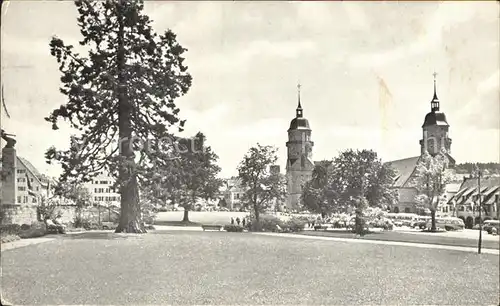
[2,231,498,305]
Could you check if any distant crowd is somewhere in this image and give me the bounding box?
[230,217,250,227]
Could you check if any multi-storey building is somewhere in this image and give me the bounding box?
[449,176,499,228]
[1,140,52,224]
[220,177,246,211]
[83,172,121,208]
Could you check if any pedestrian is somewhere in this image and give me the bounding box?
[242,218,246,227]
[231,217,234,225]
[236,217,241,225]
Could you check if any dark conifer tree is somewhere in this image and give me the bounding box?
[45,0,192,233]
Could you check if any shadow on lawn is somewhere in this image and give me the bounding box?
[153,220,202,227]
[63,232,145,240]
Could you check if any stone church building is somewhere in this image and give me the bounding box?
[385,76,456,214]
[285,85,316,210]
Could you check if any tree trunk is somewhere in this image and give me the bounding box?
[430,209,436,232]
[116,176,145,233]
[114,3,145,234]
[182,208,190,222]
[254,204,261,231]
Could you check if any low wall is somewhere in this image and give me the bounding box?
[53,206,120,224]
[1,204,38,225]
[1,204,119,226]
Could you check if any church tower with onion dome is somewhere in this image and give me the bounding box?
[285,84,314,211]
[419,73,452,157]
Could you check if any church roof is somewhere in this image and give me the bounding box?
[385,156,421,188]
[289,117,310,130]
[422,111,449,127]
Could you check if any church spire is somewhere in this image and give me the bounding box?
[431,72,440,112]
[296,83,303,118]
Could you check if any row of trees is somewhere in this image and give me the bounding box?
[301,149,398,217]
[300,149,453,232]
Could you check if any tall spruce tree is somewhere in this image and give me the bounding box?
[45,0,192,233]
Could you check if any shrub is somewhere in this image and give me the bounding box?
[281,218,306,232]
[254,215,281,232]
[20,224,31,231]
[0,224,21,236]
[146,224,156,230]
[19,222,47,239]
[74,215,92,229]
[224,225,244,232]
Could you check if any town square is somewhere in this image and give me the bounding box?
[1,1,499,305]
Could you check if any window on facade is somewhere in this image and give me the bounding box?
[404,207,411,213]
[95,196,99,202]
[17,196,21,203]
[36,186,39,191]
[236,193,240,199]
[23,196,28,203]
[459,206,465,211]
[32,197,37,203]
[18,186,26,191]
[100,181,107,184]
[30,178,34,182]
[17,169,26,174]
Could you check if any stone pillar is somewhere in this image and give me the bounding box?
[2,147,17,205]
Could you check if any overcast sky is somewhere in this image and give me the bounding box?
[1,1,499,179]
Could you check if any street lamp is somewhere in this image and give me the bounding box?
[476,166,483,254]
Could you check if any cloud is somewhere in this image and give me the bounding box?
[348,2,478,69]
[342,2,369,31]
[454,69,500,123]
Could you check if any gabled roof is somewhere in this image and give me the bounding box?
[459,176,500,191]
[453,176,500,205]
[385,156,421,188]
[17,156,45,186]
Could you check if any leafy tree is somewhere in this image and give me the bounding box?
[332,149,397,211]
[237,144,287,228]
[302,150,397,216]
[44,0,192,233]
[150,133,222,222]
[412,150,452,231]
[302,160,339,217]
[46,180,94,225]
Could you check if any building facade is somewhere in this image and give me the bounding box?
[285,86,314,211]
[449,176,499,228]
[83,172,121,208]
[1,142,52,224]
[220,177,246,211]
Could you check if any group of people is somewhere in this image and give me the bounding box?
[230,216,249,227]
